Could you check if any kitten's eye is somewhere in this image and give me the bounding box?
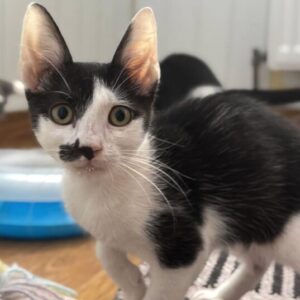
[50,103,74,125]
[108,106,133,127]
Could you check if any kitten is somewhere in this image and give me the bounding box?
[157,53,300,111]
[20,3,300,300]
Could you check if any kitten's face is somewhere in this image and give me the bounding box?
[20,4,159,172]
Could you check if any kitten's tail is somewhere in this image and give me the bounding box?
[189,86,300,106]
[158,53,300,108]
[221,89,300,106]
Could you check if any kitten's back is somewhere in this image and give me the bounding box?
[152,94,300,246]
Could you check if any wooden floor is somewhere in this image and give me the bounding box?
[0,111,117,300]
[0,237,117,300]
[0,111,39,148]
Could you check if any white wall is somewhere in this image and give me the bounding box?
[1,0,292,112]
[0,0,133,111]
[136,0,270,88]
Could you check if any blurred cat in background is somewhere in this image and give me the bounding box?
[157,53,300,111]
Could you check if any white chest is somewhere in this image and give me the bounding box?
[62,168,156,253]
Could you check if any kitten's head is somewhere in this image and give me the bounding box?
[20,3,159,172]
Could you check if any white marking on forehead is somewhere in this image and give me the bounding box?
[77,79,116,130]
[76,79,124,143]
[90,79,130,112]
[92,79,118,106]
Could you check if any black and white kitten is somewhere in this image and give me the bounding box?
[21,4,300,300]
[157,53,300,111]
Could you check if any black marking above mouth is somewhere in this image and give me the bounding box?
[59,139,82,162]
[79,146,94,160]
[59,139,95,162]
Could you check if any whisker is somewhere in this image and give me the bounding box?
[121,149,157,154]
[116,83,144,98]
[112,66,127,91]
[119,151,194,180]
[43,148,60,153]
[150,135,185,148]
[118,164,152,205]
[120,162,177,227]
[124,156,192,208]
[44,90,72,98]
[114,70,139,96]
[121,146,171,154]
[107,165,114,183]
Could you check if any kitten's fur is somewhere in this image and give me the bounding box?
[157,53,300,111]
[21,4,300,300]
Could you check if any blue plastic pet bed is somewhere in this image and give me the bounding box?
[0,149,84,239]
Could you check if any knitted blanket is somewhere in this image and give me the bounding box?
[116,251,300,300]
[0,260,77,300]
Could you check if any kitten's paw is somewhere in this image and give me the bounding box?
[123,282,146,300]
[191,289,223,300]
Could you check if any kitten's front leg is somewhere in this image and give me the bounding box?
[96,242,146,300]
[143,255,206,300]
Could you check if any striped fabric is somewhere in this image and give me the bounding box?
[116,251,300,300]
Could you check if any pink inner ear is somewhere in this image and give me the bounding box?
[119,8,160,94]
[21,45,50,90]
[20,4,67,91]
[21,26,64,90]
[121,37,159,93]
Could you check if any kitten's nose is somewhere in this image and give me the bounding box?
[80,144,102,160]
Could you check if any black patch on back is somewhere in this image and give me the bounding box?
[146,93,300,268]
[145,127,204,268]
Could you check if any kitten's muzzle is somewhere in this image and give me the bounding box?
[59,139,102,162]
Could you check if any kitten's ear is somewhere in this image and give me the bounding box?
[112,7,160,95]
[20,3,72,91]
